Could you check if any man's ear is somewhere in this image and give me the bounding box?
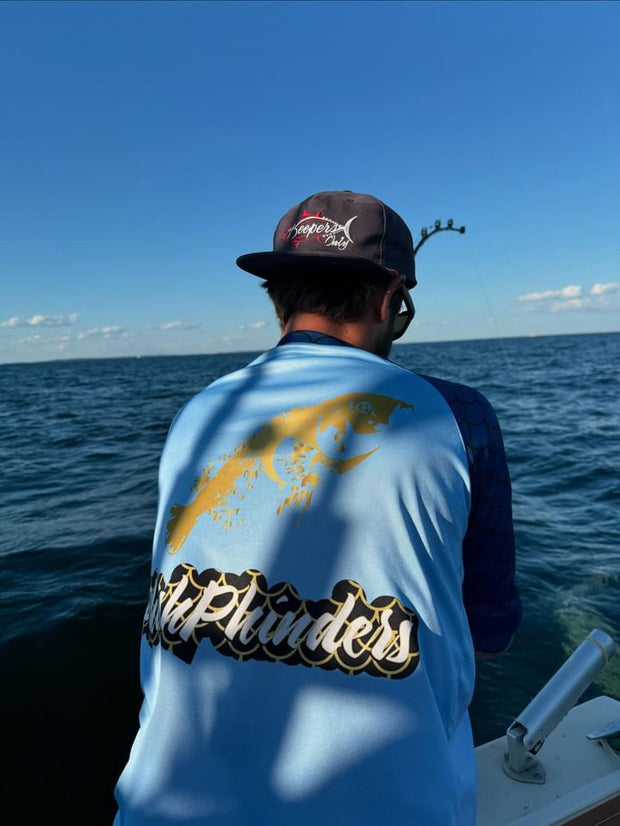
[377,275,405,322]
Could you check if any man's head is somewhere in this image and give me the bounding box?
[236,191,416,357]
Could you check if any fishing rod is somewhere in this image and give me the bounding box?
[393,217,466,337]
[414,218,466,256]
[411,216,515,378]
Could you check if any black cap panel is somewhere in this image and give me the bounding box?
[238,191,416,288]
[383,204,416,287]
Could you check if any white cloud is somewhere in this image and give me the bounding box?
[16,333,43,345]
[590,282,619,296]
[518,285,582,302]
[159,320,201,331]
[550,298,592,312]
[238,320,267,331]
[76,325,128,340]
[101,325,127,337]
[0,312,79,328]
[518,282,620,313]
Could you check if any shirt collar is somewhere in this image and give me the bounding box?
[277,330,355,349]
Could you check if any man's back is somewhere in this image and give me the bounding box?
[115,341,477,825]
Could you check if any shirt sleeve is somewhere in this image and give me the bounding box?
[420,375,522,653]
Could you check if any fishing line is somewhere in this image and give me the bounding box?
[464,239,516,378]
[412,218,516,377]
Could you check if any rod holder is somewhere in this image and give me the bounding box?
[503,629,616,784]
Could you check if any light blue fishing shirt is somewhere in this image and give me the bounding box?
[114,340,478,825]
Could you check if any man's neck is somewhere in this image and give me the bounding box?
[281,314,375,353]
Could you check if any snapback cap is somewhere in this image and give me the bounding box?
[236,191,416,288]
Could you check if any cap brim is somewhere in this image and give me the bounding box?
[237,251,416,288]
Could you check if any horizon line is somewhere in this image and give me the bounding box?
[1,329,618,368]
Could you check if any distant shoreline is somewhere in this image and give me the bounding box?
[1,329,618,368]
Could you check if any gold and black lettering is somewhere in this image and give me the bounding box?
[143,564,420,680]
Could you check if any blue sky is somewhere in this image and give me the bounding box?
[1,0,618,363]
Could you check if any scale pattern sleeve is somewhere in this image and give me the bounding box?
[420,374,522,653]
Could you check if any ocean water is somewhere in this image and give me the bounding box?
[1,332,618,821]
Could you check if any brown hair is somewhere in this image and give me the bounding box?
[262,271,399,326]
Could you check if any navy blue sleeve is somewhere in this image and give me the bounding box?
[420,375,522,653]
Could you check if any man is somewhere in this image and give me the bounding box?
[114,191,521,825]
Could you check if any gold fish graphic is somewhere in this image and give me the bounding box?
[166,393,413,554]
